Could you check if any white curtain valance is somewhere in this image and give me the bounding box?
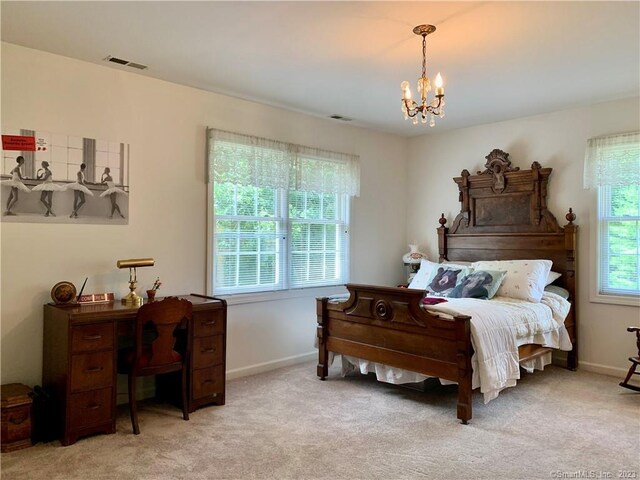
[208,128,360,197]
[583,131,640,189]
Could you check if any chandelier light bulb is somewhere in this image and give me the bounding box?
[401,81,412,100]
[435,72,443,88]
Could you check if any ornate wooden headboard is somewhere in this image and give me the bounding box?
[437,149,578,368]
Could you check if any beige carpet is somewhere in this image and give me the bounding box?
[1,362,638,480]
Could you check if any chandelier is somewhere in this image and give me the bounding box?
[401,24,445,126]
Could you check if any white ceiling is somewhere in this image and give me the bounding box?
[1,1,639,136]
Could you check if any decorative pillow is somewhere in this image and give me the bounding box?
[409,260,472,290]
[471,259,552,303]
[545,271,562,286]
[425,265,471,297]
[448,270,507,299]
[407,259,437,290]
[544,284,570,300]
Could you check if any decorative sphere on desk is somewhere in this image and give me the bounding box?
[51,281,77,304]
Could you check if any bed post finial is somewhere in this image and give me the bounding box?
[438,214,448,262]
[566,208,576,225]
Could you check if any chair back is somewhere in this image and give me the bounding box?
[134,297,193,371]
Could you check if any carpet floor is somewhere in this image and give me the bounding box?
[1,362,638,480]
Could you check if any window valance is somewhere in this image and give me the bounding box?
[583,131,640,189]
[207,128,360,197]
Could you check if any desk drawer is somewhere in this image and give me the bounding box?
[71,324,113,353]
[193,311,224,337]
[70,351,113,392]
[69,387,112,429]
[192,365,224,400]
[193,335,224,369]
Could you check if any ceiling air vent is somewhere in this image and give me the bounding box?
[329,114,353,122]
[126,62,148,70]
[103,55,148,70]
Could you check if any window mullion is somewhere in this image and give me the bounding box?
[282,188,290,290]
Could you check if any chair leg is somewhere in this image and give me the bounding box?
[181,367,190,421]
[619,363,640,392]
[128,374,140,434]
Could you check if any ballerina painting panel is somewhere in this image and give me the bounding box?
[1,128,130,224]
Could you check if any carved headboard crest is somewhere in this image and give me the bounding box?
[450,149,562,234]
[477,149,520,193]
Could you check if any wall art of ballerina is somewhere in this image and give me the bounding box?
[1,128,130,224]
[66,163,94,218]
[2,156,31,216]
[32,161,64,217]
[100,167,127,219]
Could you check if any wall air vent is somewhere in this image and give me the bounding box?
[103,55,148,70]
[329,114,353,122]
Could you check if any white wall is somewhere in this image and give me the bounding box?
[0,43,408,386]
[407,97,640,375]
[2,41,636,387]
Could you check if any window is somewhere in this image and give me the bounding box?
[597,185,639,296]
[585,131,640,300]
[207,129,359,296]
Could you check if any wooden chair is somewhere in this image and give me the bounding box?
[117,297,193,434]
[619,327,640,392]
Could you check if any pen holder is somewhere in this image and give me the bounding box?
[146,290,156,302]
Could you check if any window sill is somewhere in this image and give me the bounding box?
[215,285,348,306]
[589,292,640,307]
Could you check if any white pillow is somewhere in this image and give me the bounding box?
[546,271,562,286]
[443,260,473,267]
[471,259,552,303]
[407,259,437,290]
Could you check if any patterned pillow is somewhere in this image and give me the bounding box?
[471,260,552,303]
[448,270,507,299]
[425,265,471,297]
[409,260,474,290]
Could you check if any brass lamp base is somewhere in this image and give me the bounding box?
[122,291,143,306]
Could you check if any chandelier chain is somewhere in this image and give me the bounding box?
[422,34,427,80]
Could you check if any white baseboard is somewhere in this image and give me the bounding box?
[579,361,627,378]
[226,351,317,381]
[115,352,317,403]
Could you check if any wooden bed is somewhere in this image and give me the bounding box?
[316,149,578,423]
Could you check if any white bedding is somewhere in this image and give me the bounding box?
[333,291,572,403]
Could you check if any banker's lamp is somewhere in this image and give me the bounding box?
[117,258,155,306]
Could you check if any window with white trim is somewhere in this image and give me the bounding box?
[207,129,359,296]
[597,185,639,296]
[584,131,640,298]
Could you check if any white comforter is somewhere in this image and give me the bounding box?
[338,291,572,403]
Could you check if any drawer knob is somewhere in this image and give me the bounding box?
[85,403,102,410]
[202,320,216,326]
[202,379,215,385]
[201,348,216,354]
[84,366,104,373]
[83,334,103,340]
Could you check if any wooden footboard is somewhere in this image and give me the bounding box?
[317,284,473,424]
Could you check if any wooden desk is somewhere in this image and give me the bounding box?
[43,295,226,446]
